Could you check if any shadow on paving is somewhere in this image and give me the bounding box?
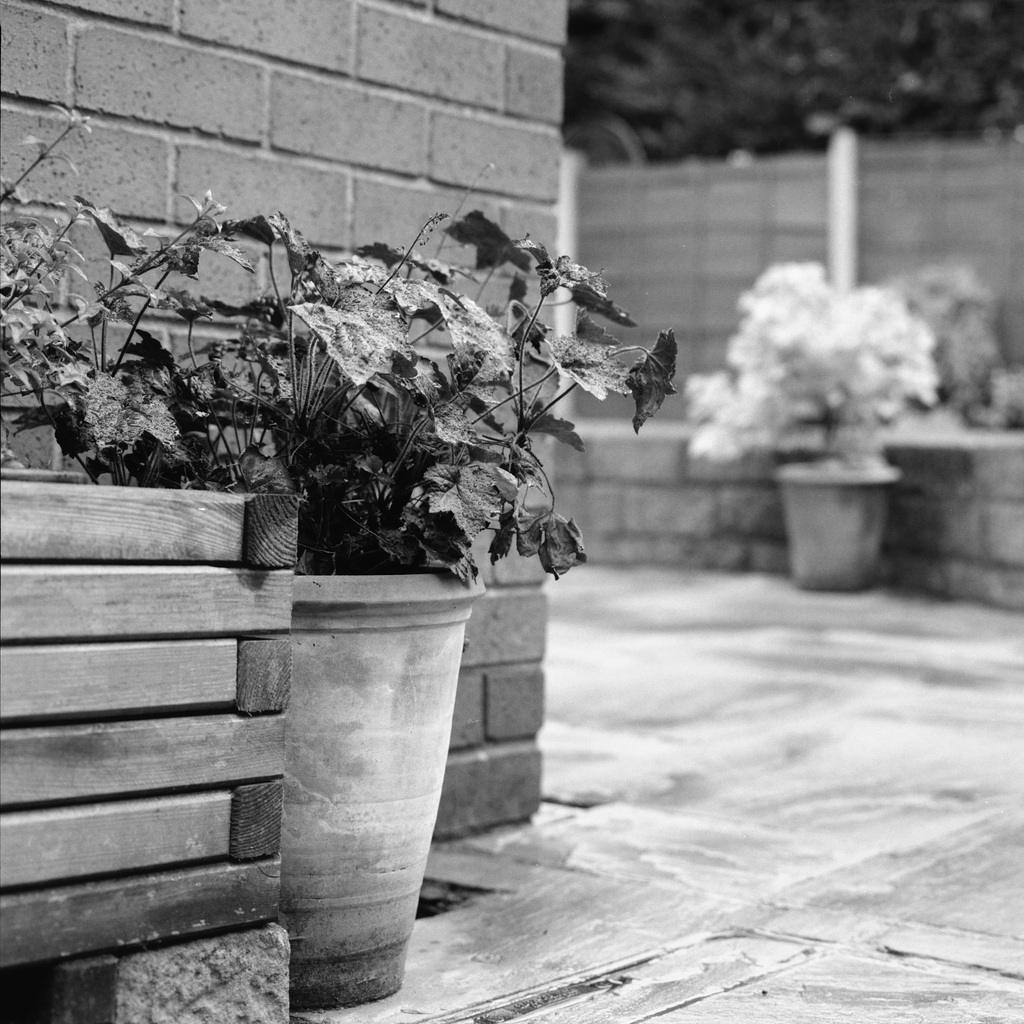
[294,568,1024,1024]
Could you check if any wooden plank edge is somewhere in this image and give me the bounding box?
[243,493,299,569]
[0,857,280,967]
[236,637,291,713]
[229,781,283,860]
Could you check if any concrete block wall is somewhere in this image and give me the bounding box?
[1,0,565,249]
[557,421,1024,611]
[436,537,548,839]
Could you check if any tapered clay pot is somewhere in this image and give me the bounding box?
[776,461,901,591]
[282,572,482,1009]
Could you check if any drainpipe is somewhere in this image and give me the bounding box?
[828,127,858,292]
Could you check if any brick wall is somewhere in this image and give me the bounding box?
[435,536,548,839]
[557,421,1024,611]
[2,0,566,839]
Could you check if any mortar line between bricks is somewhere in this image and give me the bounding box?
[352,168,560,210]
[359,0,561,50]
[62,13,77,109]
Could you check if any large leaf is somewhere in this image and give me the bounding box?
[438,290,514,378]
[82,371,180,453]
[291,292,410,386]
[76,199,147,257]
[424,462,509,538]
[548,334,630,399]
[222,215,276,247]
[196,234,255,273]
[627,329,678,432]
[447,211,532,272]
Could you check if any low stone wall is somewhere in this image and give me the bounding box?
[556,421,1024,610]
[436,541,547,839]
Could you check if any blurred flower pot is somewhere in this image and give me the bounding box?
[776,462,901,591]
[282,572,482,1009]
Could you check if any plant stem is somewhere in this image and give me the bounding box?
[470,367,558,425]
[111,268,173,372]
[1,122,80,203]
[525,381,578,428]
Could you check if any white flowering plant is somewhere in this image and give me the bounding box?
[686,263,938,466]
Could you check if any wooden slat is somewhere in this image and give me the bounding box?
[0,639,237,722]
[243,493,299,568]
[0,792,232,888]
[229,781,283,860]
[236,637,291,713]
[0,480,246,563]
[0,565,293,642]
[0,857,280,967]
[0,714,284,807]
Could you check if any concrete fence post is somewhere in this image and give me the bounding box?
[828,127,859,292]
[556,149,586,418]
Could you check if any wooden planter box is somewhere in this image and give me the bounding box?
[0,473,297,973]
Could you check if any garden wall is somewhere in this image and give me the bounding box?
[556,421,1024,612]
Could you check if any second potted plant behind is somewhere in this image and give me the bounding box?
[685,262,938,590]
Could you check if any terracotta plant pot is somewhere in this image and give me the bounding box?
[776,461,901,591]
[281,572,482,1009]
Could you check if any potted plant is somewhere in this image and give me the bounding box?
[685,262,937,590]
[3,119,679,1007]
[207,212,677,1008]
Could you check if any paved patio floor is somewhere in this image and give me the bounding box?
[297,567,1024,1023]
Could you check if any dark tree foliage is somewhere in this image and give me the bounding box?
[565,0,1024,161]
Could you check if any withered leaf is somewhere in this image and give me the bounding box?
[516,510,587,578]
[627,329,678,432]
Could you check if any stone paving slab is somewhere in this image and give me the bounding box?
[295,569,1024,1023]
